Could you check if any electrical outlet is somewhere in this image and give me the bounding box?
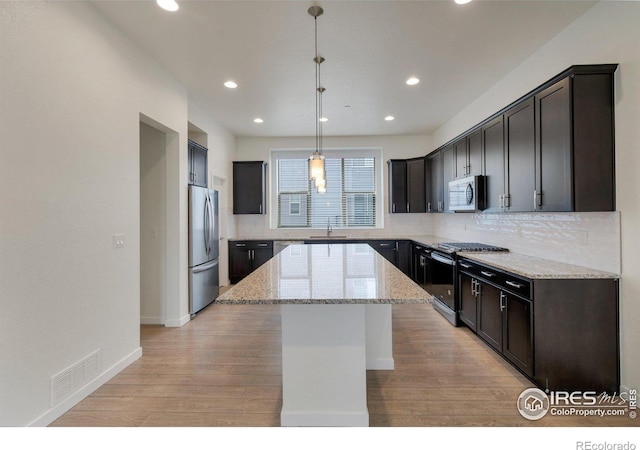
[113,234,125,249]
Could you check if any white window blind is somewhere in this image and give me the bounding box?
[276,156,376,229]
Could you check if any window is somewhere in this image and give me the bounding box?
[274,152,378,229]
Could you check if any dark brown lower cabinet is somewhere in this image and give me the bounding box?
[533,278,619,393]
[458,257,618,392]
[458,273,477,332]
[229,240,273,284]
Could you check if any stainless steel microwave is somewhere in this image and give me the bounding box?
[448,176,487,212]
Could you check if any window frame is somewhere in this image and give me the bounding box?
[269,148,383,230]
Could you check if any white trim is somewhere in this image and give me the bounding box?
[28,347,143,427]
[164,313,191,327]
[269,147,384,230]
[280,410,369,427]
[140,315,164,325]
[366,358,395,370]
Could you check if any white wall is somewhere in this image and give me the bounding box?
[0,1,229,426]
[430,1,640,391]
[234,135,433,240]
[140,122,167,324]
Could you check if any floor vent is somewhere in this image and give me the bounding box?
[51,349,100,406]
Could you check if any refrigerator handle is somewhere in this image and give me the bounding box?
[203,194,210,254]
[209,192,216,252]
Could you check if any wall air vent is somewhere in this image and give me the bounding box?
[51,349,100,406]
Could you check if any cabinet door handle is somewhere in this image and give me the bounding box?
[506,280,524,289]
[250,250,255,260]
[480,270,496,278]
[392,203,396,213]
[259,204,263,214]
[427,202,431,212]
[500,292,506,312]
[471,279,477,296]
[407,202,410,212]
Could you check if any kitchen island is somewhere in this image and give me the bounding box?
[216,242,431,426]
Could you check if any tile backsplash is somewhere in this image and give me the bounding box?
[431,212,621,274]
[234,210,620,274]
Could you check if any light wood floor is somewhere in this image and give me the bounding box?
[50,300,635,427]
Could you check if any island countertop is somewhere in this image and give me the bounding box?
[216,243,431,305]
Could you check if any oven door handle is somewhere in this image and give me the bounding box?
[431,252,455,266]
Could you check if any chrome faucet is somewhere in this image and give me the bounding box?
[327,218,333,237]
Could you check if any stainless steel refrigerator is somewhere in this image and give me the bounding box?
[189,185,219,316]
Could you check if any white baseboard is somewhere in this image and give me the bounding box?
[164,313,191,327]
[28,347,143,427]
[620,383,632,394]
[280,410,369,427]
[366,358,395,370]
[140,315,164,325]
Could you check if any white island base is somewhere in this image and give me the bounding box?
[280,304,393,427]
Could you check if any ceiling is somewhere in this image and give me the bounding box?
[92,0,598,138]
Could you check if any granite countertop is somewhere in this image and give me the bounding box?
[228,235,447,244]
[216,243,432,305]
[226,235,618,280]
[459,252,619,279]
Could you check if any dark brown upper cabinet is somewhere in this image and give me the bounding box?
[233,161,266,214]
[442,145,455,213]
[503,97,536,212]
[188,140,208,187]
[482,116,505,212]
[388,159,407,213]
[426,151,443,213]
[388,158,426,213]
[535,68,616,212]
[406,157,426,213]
[454,130,483,180]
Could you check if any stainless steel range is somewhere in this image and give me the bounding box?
[415,242,508,326]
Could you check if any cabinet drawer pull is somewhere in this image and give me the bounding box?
[459,263,471,269]
[235,243,246,247]
[257,243,268,247]
[506,280,525,289]
[380,243,393,247]
[480,271,496,278]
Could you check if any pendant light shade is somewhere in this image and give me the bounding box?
[310,153,325,180]
[309,6,326,193]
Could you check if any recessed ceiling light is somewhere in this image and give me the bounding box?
[406,77,420,86]
[224,81,238,89]
[253,118,264,124]
[319,117,328,122]
[385,116,395,121]
[157,0,179,12]
[455,0,473,4]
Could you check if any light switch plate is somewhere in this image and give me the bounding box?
[113,234,125,249]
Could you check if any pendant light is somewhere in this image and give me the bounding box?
[308,5,326,192]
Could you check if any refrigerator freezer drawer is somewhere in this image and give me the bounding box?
[189,259,219,315]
